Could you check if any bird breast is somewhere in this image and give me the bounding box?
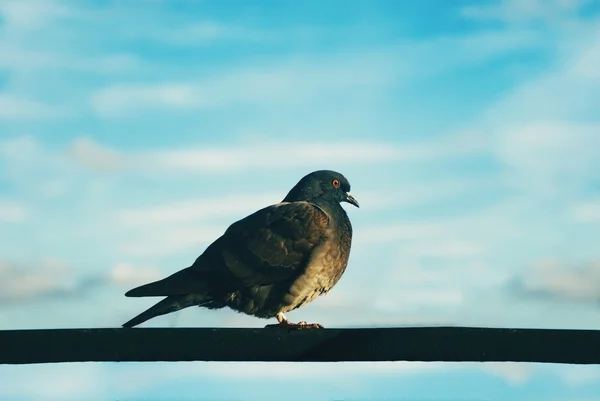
[281,224,351,312]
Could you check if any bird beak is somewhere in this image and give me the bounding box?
[344,192,360,208]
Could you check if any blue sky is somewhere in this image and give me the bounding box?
[1,0,600,399]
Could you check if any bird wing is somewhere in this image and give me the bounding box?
[217,200,330,287]
[124,201,330,297]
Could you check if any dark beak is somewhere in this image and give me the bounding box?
[344,192,360,208]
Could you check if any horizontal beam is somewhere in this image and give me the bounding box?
[0,327,598,365]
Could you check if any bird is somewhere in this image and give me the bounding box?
[121,169,359,329]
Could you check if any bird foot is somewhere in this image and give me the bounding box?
[265,320,324,330]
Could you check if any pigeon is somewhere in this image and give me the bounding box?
[121,169,359,329]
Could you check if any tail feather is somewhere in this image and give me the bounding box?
[124,267,209,297]
[124,279,171,297]
[122,294,210,328]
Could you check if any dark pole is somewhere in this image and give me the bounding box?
[0,327,598,365]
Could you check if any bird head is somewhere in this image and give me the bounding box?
[283,170,359,208]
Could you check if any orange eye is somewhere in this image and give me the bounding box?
[332,179,340,188]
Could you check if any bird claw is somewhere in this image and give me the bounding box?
[296,321,324,329]
[264,320,324,330]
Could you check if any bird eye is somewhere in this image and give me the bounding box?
[332,179,340,188]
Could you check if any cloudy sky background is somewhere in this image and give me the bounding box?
[1,0,600,399]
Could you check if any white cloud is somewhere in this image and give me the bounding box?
[89,23,545,118]
[481,362,534,385]
[467,13,600,197]
[99,360,542,390]
[89,54,397,116]
[202,361,443,380]
[516,259,600,303]
[462,0,588,23]
[68,133,484,175]
[0,44,54,69]
[150,130,485,172]
[0,0,140,104]
[572,201,600,223]
[0,361,442,401]
[0,42,140,74]
[350,206,516,318]
[368,257,509,314]
[0,258,164,304]
[5,361,600,401]
[357,217,494,259]
[0,0,72,30]
[117,192,281,226]
[493,121,600,181]
[0,135,39,156]
[38,179,70,199]
[571,35,600,79]
[0,259,79,302]
[0,94,65,119]
[118,226,227,257]
[69,137,126,172]
[357,222,444,244]
[0,136,86,202]
[386,261,508,289]
[374,289,464,311]
[487,121,600,199]
[146,141,404,171]
[407,239,485,258]
[156,21,268,45]
[557,365,600,386]
[0,364,108,401]
[90,83,202,115]
[357,178,487,210]
[0,200,28,222]
[108,262,163,286]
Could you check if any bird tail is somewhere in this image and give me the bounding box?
[124,267,207,298]
[122,294,211,328]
